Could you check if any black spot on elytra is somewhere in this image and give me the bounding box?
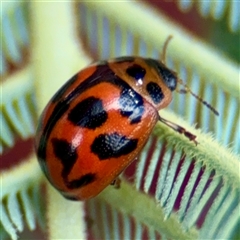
[146,82,164,104]
[51,138,78,179]
[68,97,107,129]
[145,59,177,91]
[37,63,142,168]
[66,173,96,189]
[52,139,96,191]
[91,132,138,160]
[119,88,144,124]
[126,64,146,81]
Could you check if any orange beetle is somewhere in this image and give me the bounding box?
[35,39,218,200]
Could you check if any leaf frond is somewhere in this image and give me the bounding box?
[88,111,239,238]
[93,181,199,239]
[1,156,44,239]
[1,67,36,154]
[1,2,30,77]
[46,184,86,239]
[177,0,240,32]
[1,1,239,239]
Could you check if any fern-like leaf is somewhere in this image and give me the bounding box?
[1,1,239,239]
[1,157,43,239]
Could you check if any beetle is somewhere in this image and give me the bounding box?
[35,37,218,200]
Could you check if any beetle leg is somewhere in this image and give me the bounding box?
[111,177,121,189]
[158,114,198,145]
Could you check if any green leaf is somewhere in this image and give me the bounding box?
[1,1,239,239]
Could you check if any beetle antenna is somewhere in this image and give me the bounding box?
[160,36,219,116]
[177,78,219,116]
[161,35,173,64]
